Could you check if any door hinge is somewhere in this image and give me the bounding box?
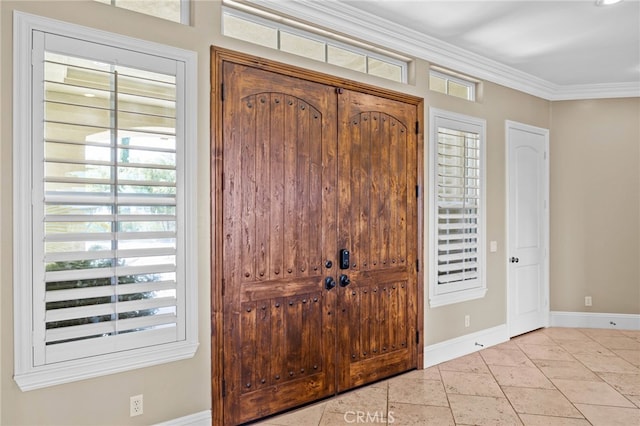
[416,258,420,272]
[415,121,419,134]
[221,83,225,102]
[416,185,420,198]
[222,380,226,397]
[416,330,420,344]
[221,278,225,296]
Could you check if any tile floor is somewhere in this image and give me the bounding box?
[253,327,640,425]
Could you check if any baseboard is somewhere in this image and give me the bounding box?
[154,410,212,426]
[550,311,640,330]
[423,324,509,368]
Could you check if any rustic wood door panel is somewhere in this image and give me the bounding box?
[221,62,338,425]
[336,90,418,391]
[217,56,419,425]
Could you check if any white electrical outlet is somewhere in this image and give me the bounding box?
[465,315,470,327]
[585,296,592,307]
[130,394,143,417]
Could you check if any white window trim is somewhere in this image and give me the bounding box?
[428,108,487,308]
[13,11,199,391]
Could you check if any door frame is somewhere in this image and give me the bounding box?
[505,120,550,338]
[211,47,424,425]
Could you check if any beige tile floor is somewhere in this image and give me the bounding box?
[253,327,640,425]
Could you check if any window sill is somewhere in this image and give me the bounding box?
[14,340,199,391]
[429,287,487,308]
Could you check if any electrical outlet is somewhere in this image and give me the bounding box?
[464,315,470,327]
[585,296,592,307]
[130,394,143,417]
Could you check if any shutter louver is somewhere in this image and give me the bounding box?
[436,127,480,287]
[39,53,179,364]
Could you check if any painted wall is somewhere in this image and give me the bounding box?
[550,98,640,315]
[2,1,633,425]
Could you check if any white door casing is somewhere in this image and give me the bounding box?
[506,121,549,337]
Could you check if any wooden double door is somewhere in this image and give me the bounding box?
[213,50,422,425]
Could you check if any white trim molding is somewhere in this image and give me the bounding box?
[154,410,212,426]
[244,0,640,100]
[423,324,509,368]
[550,312,640,330]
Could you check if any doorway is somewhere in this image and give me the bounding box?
[506,120,549,337]
[211,48,423,425]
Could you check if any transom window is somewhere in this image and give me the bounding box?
[429,68,477,101]
[221,5,408,83]
[94,0,190,24]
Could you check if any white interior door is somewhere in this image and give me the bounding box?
[506,121,549,337]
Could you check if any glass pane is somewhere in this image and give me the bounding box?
[327,45,366,72]
[280,31,325,61]
[114,0,181,23]
[46,122,111,145]
[429,74,447,94]
[45,142,111,163]
[368,57,402,82]
[116,68,176,100]
[448,80,471,100]
[223,13,278,49]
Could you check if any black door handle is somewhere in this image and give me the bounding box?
[510,257,520,263]
[339,274,351,287]
[325,276,336,290]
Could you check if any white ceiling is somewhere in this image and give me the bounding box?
[247,0,640,100]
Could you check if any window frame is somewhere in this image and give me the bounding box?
[429,69,477,101]
[13,11,198,391]
[428,108,487,308]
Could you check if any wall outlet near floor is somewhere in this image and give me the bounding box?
[464,314,470,327]
[130,394,143,417]
[585,296,592,307]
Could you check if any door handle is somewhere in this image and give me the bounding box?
[510,257,520,263]
[339,274,351,287]
[325,276,336,291]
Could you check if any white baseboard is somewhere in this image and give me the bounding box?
[154,410,212,426]
[550,311,640,330]
[423,324,509,368]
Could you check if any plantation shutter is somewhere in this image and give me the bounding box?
[32,32,185,365]
[436,126,481,287]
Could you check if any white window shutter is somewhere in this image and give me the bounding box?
[428,108,487,307]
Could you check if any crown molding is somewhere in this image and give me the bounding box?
[245,0,639,101]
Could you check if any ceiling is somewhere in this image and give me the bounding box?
[246,0,640,100]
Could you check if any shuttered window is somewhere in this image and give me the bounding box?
[38,49,181,364]
[429,109,486,307]
[14,14,197,390]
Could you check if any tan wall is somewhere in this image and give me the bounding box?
[550,98,640,314]
[4,1,633,425]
